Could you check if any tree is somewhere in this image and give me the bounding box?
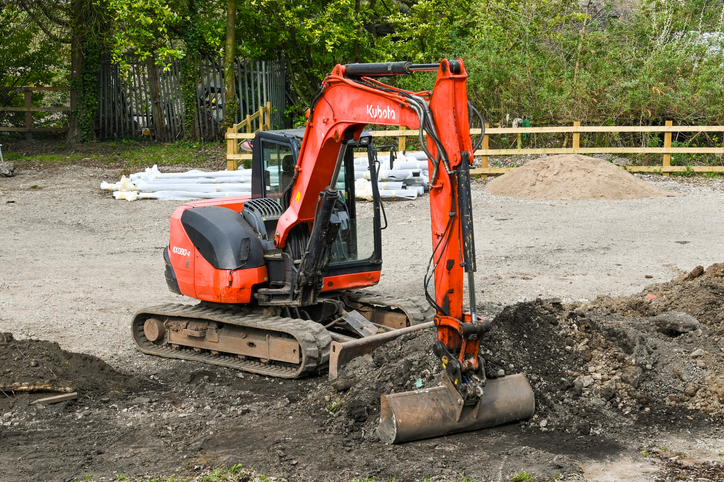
[1,0,106,142]
[223,0,237,130]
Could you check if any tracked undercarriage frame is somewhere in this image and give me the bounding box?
[132,291,435,378]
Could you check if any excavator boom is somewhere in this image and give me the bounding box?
[285,60,534,442]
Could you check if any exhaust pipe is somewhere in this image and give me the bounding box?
[378,373,535,444]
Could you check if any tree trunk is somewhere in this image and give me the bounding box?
[223,0,237,130]
[66,0,83,143]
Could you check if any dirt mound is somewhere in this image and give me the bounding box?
[582,264,724,420]
[332,286,723,441]
[486,154,678,200]
[0,333,149,410]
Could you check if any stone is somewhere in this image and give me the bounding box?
[675,265,704,282]
[672,367,687,381]
[684,385,698,397]
[0,162,15,178]
[621,366,644,388]
[332,377,355,392]
[651,311,699,336]
[600,387,616,400]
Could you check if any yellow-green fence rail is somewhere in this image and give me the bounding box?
[226,120,724,175]
[225,101,271,170]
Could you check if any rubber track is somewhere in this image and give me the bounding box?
[131,303,331,379]
[341,291,436,326]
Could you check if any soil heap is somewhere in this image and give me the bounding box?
[333,263,724,443]
[485,154,677,200]
[0,333,149,410]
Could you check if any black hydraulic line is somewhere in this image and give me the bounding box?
[468,102,486,152]
[456,151,476,273]
[408,63,441,72]
[343,61,445,77]
[344,62,413,77]
[298,187,341,295]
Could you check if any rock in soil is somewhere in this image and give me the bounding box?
[0,161,14,177]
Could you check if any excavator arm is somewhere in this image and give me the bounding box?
[276,60,534,442]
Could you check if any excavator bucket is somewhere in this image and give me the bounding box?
[378,373,535,444]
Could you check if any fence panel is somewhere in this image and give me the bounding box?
[0,87,71,139]
[98,55,286,141]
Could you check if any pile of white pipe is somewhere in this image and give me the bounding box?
[102,152,431,202]
[100,165,253,201]
[354,151,429,201]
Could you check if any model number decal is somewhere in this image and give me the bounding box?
[172,246,191,256]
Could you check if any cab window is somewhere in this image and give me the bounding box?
[261,141,294,197]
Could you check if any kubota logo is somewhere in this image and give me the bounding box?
[366,104,396,120]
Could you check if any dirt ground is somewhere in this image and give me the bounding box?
[2,158,724,482]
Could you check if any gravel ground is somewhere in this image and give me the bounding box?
[1,164,724,481]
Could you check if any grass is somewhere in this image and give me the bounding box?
[75,466,572,482]
[77,464,279,482]
[0,137,226,170]
[510,472,535,482]
[328,397,342,413]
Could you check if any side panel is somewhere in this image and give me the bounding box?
[193,253,268,303]
[167,201,269,303]
[169,208,197,298]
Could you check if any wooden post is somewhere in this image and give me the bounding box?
[265,101,272,130]
[481,123,489,178]
[663,120,672,177]
[257,105,265,131]
[398,125,406,152]
[573,121,581,150]
[24,90,33,140]
[244,114,251,133]
[227,126,239,171]
[146,57,167,142]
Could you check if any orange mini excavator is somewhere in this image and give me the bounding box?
[132,60,534,443]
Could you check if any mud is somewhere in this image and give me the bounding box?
[2,160,724,481]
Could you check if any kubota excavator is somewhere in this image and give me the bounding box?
[132,59,534,443]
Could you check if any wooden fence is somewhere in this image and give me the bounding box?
[0,87,70,139]
[225,101,272,170]
[225,122,724,174]
[97,55,285,141]
[368,122,724,176]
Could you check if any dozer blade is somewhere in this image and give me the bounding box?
[329,321,435,381]
[377,373,535,444]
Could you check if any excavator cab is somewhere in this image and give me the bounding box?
[249,129,383,296]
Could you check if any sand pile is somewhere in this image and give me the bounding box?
[486,154,678,200]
